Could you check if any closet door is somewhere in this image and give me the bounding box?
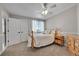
[8,18,21,46]
[8,18,28,46]
[20,19,28,42]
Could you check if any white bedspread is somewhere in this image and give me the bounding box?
[27,33,55,47]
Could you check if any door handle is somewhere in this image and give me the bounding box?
[18,32,23,33]
[18,32,20,33]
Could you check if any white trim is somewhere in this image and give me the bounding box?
[62,32,77,35]
[8,40,28,48]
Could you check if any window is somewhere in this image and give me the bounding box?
[32,20,44,33]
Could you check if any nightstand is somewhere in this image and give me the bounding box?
[55,36,64,46]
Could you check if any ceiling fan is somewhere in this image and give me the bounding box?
[41,3,56,16]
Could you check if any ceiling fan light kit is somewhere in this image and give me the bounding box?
[41,3,56,16]
[41,3,48,15]
[41,9,48,15]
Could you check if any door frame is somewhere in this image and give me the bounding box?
[4,18,7,46]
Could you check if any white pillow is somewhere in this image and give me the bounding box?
[49,29,55,34]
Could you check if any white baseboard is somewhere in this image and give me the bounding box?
[0,46,7,55]
[8,40,28,47]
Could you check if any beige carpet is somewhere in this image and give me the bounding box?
[1,41,73,56]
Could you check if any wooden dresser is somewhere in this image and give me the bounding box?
[67,34,75,55]
[67,34,79,55]
[74,38,79,55]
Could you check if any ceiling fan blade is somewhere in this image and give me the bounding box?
[50,4,56,8]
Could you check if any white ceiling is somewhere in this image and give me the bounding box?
[0,3,76,20]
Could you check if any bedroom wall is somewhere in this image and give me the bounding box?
[77,4,79,33]
[46,5,77,34]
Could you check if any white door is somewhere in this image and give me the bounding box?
[8,18,21,46]
[20,20,28,42]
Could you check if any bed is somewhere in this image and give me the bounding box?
[27,30,55,48]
